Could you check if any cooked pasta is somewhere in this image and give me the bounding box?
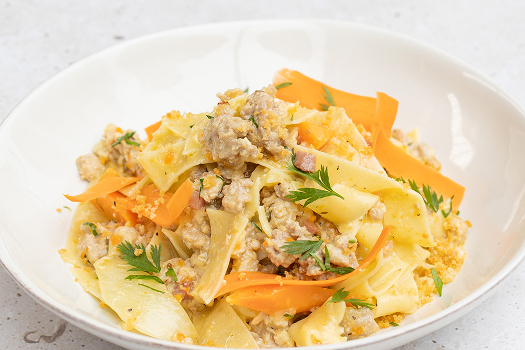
[61,72,470,347]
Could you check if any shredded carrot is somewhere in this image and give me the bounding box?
[296,122,333,149]
[145,120,162,142]
[166,179,193,222]
[126,184,174,227]
[226,285,336,315]
[91,192,139,226]
[273,68,377,129]
[215,226,391,297]
[64,176,142,202]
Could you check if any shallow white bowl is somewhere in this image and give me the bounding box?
[1,19,525,350]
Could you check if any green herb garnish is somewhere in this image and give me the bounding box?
[63,206,71,211]
[166,266,178,281]
[125,275,164,284]
[189,124,194,128]
[319,85,335,111]
[243,87,249,93]
[441,196,454,218]
[348,238,356,243]
[326,288,375,310]
[327,267,355,275]
[199,178,204,199]
[281,239,323,261]
[275,82,292,90]
[408,179,443,213]
[390,322,399,327]
[82,222,98,236]
[290,115,294,121]
[216,175,225,193]
[250,221,262,232]
[117,241,162,274]
[394,177,406,183]
[138,283,165,294]
[431,268,443,296]
[206,115,214,119]
[284,313,294,319]
[249,116,259,128]
[286,149,344,207]
[111,131,140,147]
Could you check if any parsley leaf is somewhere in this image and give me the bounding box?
[199,178,204,199]
[125,275,164,284]
[249,116,259,128]
[216,175,225,193]
[327,267,355,275]
[431,268,443,296]
[250,220,262,232]
[281,239,323,261]
[326,288,375,310]
[117,241,162,274]
[138,283,165,294]
[348,238,356,243]
[111,131,140,147]
[82,222,98,236]
[243,87,249,93]
[283,313,294,319]
[408,179,444,213]
[441,196,454,218]
[275,82,292,90]
[390,322,399,327]
[206,115,214,119]
[286,149,344,207]
[319,85,335,111]
[166,266,178,281]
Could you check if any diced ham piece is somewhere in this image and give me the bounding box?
[294,151,316,172]
[302,220,320,234]
[188,191,206,210]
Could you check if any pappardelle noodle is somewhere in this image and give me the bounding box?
[61,69,470,347]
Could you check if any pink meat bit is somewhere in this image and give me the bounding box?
[294,151,316,172]
[302,220,320,234]
[188,191,206,210]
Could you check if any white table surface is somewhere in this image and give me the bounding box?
[1,1,524,349]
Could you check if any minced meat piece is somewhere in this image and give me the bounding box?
[76,154,104,181]
[293,151,316,172]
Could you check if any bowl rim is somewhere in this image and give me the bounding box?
[1,18,525,350]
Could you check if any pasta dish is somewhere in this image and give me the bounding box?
[60,69,470,347]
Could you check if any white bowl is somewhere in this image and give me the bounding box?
[1,19,525,350]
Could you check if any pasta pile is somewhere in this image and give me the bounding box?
[61,70,469,347]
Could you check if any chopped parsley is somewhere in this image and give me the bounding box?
[286,149,344,207]
[408,179,443,213]
[117,241,164,285]
[243,87,249,93]
[206,115,214,119]
[250,220,262,232]
[283,313,294,319]
[216,175,225,193]
[82,222,98,236]
[138,283,165,294]
[63,206,71,211]
[166,266,178,281]
[111,131,140,147]
[249,116,259,128]
[390,322,399,327]
[431,268,443,297]
[326,288,375,310]
[290,115,294,121]
[319,85,335,111]
[348,238,356,243]
[275,82,292,90]
[281,239,323,261]
[199,178,204,199]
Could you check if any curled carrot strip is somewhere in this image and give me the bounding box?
[273,68,377,129]
[64,176,142,202]
[226,285,336,315]
[215,226,391,297]
[166,179,193,221]
[145,120,162,142]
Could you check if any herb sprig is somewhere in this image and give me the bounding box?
[408,179,454,217]
[319,85,335,111]
[166,266,178,281]
[82,222,98,236]
[111,131,140,147]
[249,116,259,128]
[286,149,344,207]
[431,268,443,297]
[117,241,164,291]
[275,82,292,90]
[326,288,375,310]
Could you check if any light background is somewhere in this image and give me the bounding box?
[1,1,524,349]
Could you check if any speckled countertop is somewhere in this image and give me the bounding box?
[1,1,525,349]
